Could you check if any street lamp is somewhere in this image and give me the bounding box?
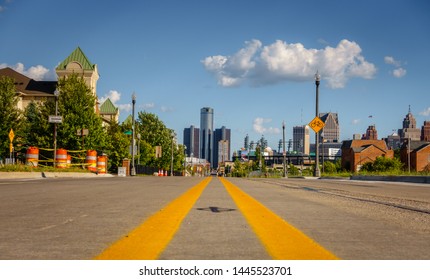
[53,90,60,168]
[314,71,321,177]
[171,131,176,176]
[282,121,287,178]
[183,145,187,176]
[137,133,141,165]
[131,92,136,176]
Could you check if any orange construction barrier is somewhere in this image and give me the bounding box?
[97,155,107,174]
[56,149,68,168]
[67,154,72,168]
[26,147,39,167]
[86,150,97,172]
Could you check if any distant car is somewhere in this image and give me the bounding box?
[210,171,218,176]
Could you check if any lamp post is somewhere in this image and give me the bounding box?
[282,121,287,178]
[131,93,136,176]
[183,145,187,176]
[137,133,141,165]
[314,71,321,177]
[53,90,60,168]
[171,131,176,176]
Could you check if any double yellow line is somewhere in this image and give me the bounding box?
[95,177,338,260]
[95,177,212,260]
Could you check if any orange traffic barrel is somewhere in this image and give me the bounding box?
[67,154,72,167]
[97,155,107,174]
[86,150,97,172]
[26,147,39,167]
[56,149,68,168]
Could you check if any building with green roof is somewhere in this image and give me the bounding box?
[100,98,119,125]
[56,47,99,98]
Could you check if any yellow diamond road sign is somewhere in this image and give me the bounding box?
[309,116,325,133]
[9,129,15,142]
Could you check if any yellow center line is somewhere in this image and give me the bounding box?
[220,177,339,260]
[94,177,212,260]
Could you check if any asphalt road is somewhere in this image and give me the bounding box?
[0,176,429,260]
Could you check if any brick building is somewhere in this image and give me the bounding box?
[341,140,394,172]
[422,121,430,141]
[400,141,430,172]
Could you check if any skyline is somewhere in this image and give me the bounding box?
[1,0,429,151]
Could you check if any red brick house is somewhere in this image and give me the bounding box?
[400,141,430,172]
[341,140,394,172]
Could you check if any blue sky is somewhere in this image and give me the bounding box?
[1,0,429,152]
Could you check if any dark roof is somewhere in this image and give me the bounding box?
[0,67,57,96]
[401,141,430,151]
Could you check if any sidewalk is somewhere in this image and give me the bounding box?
[0,172,113,179]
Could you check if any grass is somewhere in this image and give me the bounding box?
[0,164,92,173]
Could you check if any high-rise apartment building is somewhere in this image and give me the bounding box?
[200,107,214,167]
[398,106,421,141]
[293,125,310,154]
[319,112,340,143]
[183,125,200,158]
[214,126,231,168]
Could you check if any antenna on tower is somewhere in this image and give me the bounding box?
[301,108,303,124]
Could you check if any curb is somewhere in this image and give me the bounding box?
[0,172,113,179]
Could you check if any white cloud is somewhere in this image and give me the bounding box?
[202,39,376,89]
[118,103,132,112]
[142,103,155,110]
[0,6,4,12]
[384,56,401,67]
[392,67,407,78]
[351,119,360,125]
[253,118,280,134]
[420,107,430,117]
[0,62,52,80]
[160,106,173,112]
[99,90,121,105]
[384,56,406,78]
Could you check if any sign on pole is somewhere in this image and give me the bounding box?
[9,129,14,142]
[308,116,325,133]
[49,116,63,123]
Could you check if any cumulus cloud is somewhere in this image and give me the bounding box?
[99,90,121,105]
[0,62,53,80]
[384,56,406,78]
[392,67,407,78]
[253,118,280,134]
[202,39,376,89]
[420,107,430,117]
[384,56,401,67]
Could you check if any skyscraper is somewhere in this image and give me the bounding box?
[200,107,214,167]
[422,121,430,141]
[363,125,378,140]
[293,125,310,154]
[319,112,340,143]
[398,106,421,141]
[214,126,231,168]
[183,125,199,158]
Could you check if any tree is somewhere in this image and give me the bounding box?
[360,156,403,173]
[0,76,24,159]
[105,121,130,172]
[56,74,107,151]
[23,101,53,148]
[136,111,184,172]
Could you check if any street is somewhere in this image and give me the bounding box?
[0,176,429,260]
